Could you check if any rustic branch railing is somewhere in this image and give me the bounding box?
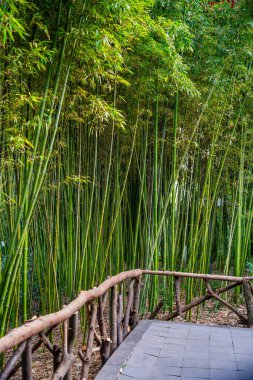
[0,269,253,380]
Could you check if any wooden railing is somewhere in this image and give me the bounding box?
[0,269,253,380]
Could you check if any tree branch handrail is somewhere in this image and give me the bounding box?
[0,269,252,353]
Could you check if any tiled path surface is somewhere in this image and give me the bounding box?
[95,320,253,380]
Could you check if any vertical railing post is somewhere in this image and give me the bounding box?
[243,280,253,326]
[175,276,182,317]
[53,344,62,373]
[117,283,123,346]
[110,285,118,353]
[131,276,141,329]
[64,312,78,380]
[79,301,97,380]
[22,339,32,380]
[98,292,111,364]
[123,279,135,338]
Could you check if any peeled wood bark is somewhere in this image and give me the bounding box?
[142,270,252,282]
[22,339,32,380]
[166,281,242,320]
[205,280,248,324]
[243,280,253,326]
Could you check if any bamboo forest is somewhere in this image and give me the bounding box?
[1,0,253,341]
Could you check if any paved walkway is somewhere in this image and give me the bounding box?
[95,320,253,380]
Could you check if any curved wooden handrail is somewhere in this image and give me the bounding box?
[0,269,142,353]
[0,269,252,353]
[142,270,253,282]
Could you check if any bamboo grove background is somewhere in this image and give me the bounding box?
[0,0,253,335]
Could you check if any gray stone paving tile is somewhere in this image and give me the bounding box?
[210,359,237,370]
[210,340,232,347]
[184,345,210,353]
[138,342,163,351]
[184,350,209,359]
[210,352,235,361]
[148,323,168,328]
[121,364,151,379]
[234,345,253,354]
[159,349,185,358]
[183,358,209,369]
[210,369,239,379]
[106,349,130,365]
[95,364,122,380]
[235,353,253,362]
[181,378,208,380]
[141,335,164,343]
[147,326,169,332]
[150,324,171,331]
[181,367,210,378]
[96,372,120,380]
[150,332,169,339]
[127,352,157,369]
[149,376,180,380]
[210,336,232,343]
[95,321,253,380]
[186,339,209,347]
[210,345,234,354]
[236,360,253,371]
[188,331,210,338]
[168,331,189,338]
[152,365,182,376]
[163,343,186,351]
[210,329,231,335]
[132,345,160,357]
[164,337,187,345]
[156,356,183,367]
[237,369,253,379]
[166,322,189,328]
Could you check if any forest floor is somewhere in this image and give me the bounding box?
[8,297,251,380]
